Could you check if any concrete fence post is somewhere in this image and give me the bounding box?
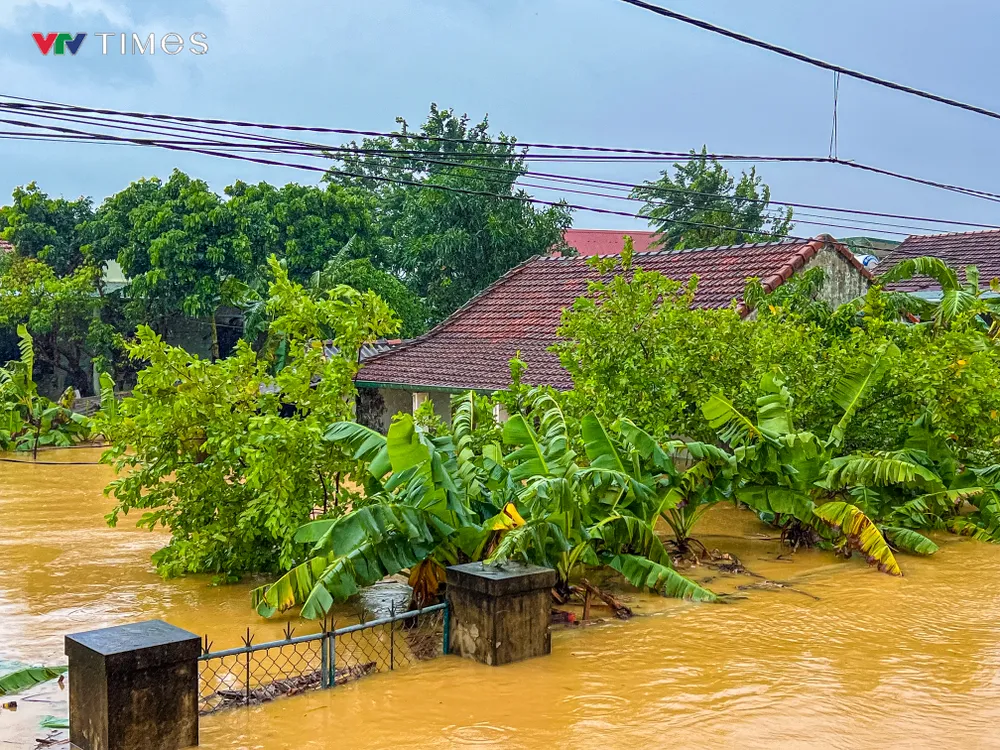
[445,562,557,666]
[65,619,201,750]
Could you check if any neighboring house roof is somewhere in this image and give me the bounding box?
[838,236,901,259]
[562,229,658,256]
[357,235,868,392]
[0,240,13,253]
[879,229,1000,291]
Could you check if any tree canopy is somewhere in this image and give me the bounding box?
[327,104,573,322]
[632,148,794,250]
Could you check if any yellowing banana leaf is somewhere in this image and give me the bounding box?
[814,501,902,576]
[408,559,447,605]
[491,502,526,530]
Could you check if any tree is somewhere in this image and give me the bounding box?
[311,257,427,338]
[97,258,400,580]
[632,148,794,250]
[0,182,94,275]
[0,256,113,394]
[224,180,379,282]
[84,170,259,359]
[327,103,573,322]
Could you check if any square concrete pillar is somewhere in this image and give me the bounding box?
[446,562,557,666]
[65,619,200,750]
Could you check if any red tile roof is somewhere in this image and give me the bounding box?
[0,240,12,253]
[563,229,658,256]
[358,235,867,392]
[878,230,1000,291]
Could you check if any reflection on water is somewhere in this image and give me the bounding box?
[3,450,1000,748]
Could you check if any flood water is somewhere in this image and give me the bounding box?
[4,449,1000,748]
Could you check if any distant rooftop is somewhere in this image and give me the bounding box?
[562,229,658,256]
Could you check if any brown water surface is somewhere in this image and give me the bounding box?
[3,450,1000,748]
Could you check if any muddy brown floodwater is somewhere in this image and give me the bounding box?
[3,449,1000,749]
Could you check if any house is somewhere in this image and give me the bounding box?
[355,234,871,430]
[878,229,1000,299]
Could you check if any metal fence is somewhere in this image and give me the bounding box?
[198,602,449,714]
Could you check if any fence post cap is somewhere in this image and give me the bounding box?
[66,619,200,672]
[446,562,557,597]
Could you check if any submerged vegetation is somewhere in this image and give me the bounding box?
[75,238,1000,621]
[0,326,91,455]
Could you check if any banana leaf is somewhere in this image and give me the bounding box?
[813,501,902,575]
[882,526,939,556]
[606,553,718,602]
[0,663,67,696]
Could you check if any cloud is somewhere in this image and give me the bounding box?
[0,0,132,29]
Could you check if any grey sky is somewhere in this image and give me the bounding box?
[1,0,998,239]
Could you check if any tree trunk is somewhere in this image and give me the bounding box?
[210,311,221,361]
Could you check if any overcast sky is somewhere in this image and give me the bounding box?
[1,0,998,240]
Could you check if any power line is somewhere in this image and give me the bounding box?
[0,116,959,238]
[5,93,1000,208]
[4,102,1000,235]
[615,0,1000,124]
[0,114,819,242]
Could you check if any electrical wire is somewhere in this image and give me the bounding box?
[2,106,998,236]
[615,0,1000,124]
[5,93,1000,209]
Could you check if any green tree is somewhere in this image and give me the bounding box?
[224,180,379,282]
[327,103,573,322]
[0,182,94,275]
[311,257,426,338]
[84,170,259,359]
[97,258,400,579]
[632,148,794,250]
[0,256,113,394]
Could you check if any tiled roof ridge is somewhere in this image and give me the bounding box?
[734,235,871,316]
[358,253,545,368]
[542,236,804,261]
[898,228,1000,240]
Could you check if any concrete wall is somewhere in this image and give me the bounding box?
[364,387,455,433]
[808,246,870,308]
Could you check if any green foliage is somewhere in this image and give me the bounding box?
[0,663,67,696]
[224,180,379,282]
[84,170,260,358]
[255,389,717,619]
[0,255,112,394]
[0,182,93,275]
[326,103,573,323]
[311,256,426,338]
[97,259,399,579]
[556,249,1000,463]
[0,326,91,453]
[631,147,794,250]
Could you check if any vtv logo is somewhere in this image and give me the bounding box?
[33,33,87,55]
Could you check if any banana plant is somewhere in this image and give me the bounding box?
[252,412,495,619]
[878,255,1000,334]
[0,326,90,456]
[487,391,718,602]
[701,363,932,574]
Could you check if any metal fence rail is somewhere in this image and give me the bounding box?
[198,603,449,714]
